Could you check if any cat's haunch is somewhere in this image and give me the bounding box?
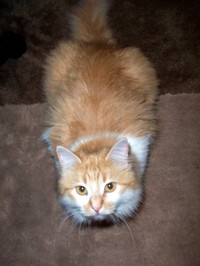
[43,0,158,225]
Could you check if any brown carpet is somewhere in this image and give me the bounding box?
[0,94,200,265]
[0,0,200,105]
[0,0,200,264]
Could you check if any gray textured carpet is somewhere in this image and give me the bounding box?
[0,94,200,265]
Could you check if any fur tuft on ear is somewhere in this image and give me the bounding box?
[56,146,81,171]
[106,138,129,168]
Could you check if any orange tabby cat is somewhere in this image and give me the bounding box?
[43,0,158,225]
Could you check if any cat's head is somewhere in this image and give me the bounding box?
[56,139,142,225]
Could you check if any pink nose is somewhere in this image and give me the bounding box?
[92,204,102,213]
[91,196,102,213]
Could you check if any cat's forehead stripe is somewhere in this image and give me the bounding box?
[86,169,104,182]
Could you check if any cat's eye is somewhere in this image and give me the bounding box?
[104,182,116,193]
[76,186,87,195]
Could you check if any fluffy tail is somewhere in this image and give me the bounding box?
[70,0,114,43]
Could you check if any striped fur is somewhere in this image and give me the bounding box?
[43,0,158,224]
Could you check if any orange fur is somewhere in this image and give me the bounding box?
[44,42,158,155]
[58,153,139,217]
[43,0,158,223]
[70,0,114,43]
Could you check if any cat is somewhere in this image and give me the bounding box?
[42,0,158,225]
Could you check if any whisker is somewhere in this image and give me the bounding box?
[110,216,121,233]
[67,220,79,253]
[58,213,75,233]
[120,216,135,248]
[54,211,80,249]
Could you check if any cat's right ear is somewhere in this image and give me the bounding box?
[56,146,81,171]
[106,138,129,168]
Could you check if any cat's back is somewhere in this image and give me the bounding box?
[44,40,158,139]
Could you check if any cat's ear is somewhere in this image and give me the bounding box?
[56,146,81,171]
[106,138,129,168]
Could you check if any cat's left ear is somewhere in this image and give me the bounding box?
[56,146,81,171]
[106,138,129,168]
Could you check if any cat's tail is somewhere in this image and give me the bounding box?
[70,0,115,43]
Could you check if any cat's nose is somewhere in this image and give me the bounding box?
[91,196,103,213]
[91,204,101,213]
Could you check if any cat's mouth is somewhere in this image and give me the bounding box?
[85,211,115,223]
